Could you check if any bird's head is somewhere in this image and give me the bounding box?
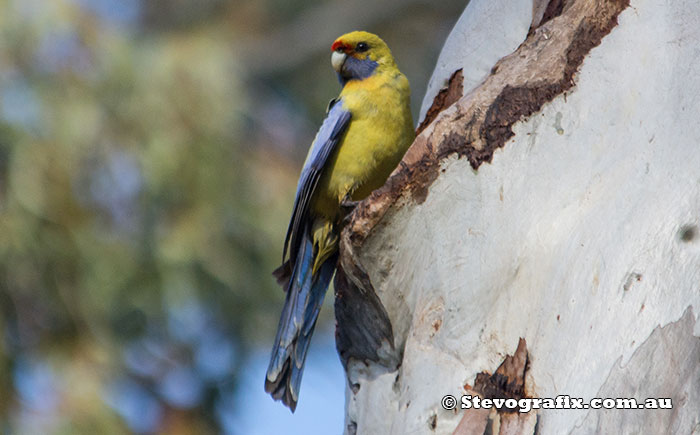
[330,31,395,85]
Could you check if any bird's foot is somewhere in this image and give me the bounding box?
[340,198,360,213]
[340,197,361,225]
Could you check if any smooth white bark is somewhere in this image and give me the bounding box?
[345,0,700,433]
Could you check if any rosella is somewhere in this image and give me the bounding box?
[265,31,414,412]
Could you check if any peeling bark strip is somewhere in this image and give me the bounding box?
[572,307,699,434]
[472,338,528,406]
[417,69,464,135]
[334,265,396,370]
[343,0,630,247]
[473,84,562,168]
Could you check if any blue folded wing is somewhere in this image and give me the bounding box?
[281,100,351,266]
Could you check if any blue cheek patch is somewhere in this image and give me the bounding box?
[337,56,378,85]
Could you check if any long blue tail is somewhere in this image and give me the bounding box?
[265,231,336,412]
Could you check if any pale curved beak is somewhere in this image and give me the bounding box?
[331,51,347,73]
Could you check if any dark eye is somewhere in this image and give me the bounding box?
[355,42,369,52]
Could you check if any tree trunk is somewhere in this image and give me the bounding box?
[336,0,700,433]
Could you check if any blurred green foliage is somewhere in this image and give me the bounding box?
[0,0,463,432]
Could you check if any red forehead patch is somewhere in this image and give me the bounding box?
[331,40,351,52]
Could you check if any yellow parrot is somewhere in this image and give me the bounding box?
[265,31,414,412]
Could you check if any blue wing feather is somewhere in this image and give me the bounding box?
[282,101,351,266]
[265,227,338,411]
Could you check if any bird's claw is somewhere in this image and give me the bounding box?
[340,197,360,225]
[340,198,360,211]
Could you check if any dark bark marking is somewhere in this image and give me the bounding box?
[409,156,440,205]
[679,224,697,242]
[428,412,437,431]
[454,339,532,434]
[535,0,567,32]
[542,0,566,25]
[417,69,464,135]
[473,338,529,412]
[470,84,561,168]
